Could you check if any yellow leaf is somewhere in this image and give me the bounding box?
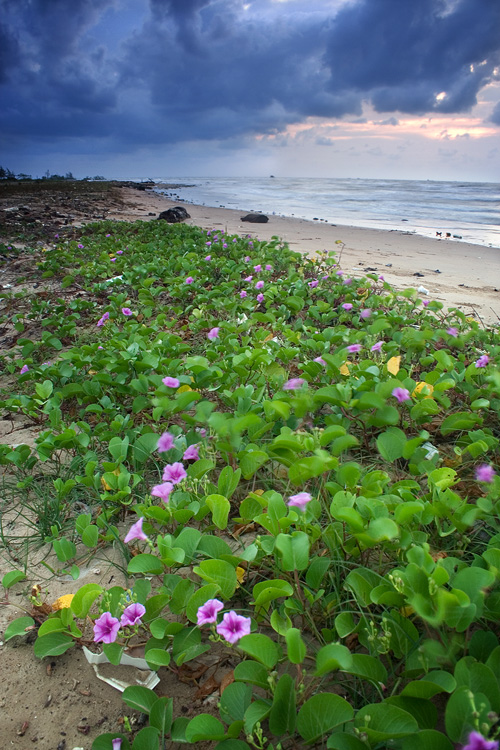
[340,362,350,375]
[52,594,74,611]
[264,333,274,342]
[236,567,246,584]
[101,468,120,491]
[387,356,401,375]
[177,384,193,393]
[88,370,97,375]
[412,382,434,398]
[400,605,414,617]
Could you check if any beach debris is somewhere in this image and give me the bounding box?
[434,269,441,273]
[385,263,392,267]
[157,206,190,223]
[413,272,424,277]
[418,285,430,295]
[240,213,269,223]
[436,231,442,237]
[453,234,463,239]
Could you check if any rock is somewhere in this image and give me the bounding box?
[240,213,269,223]
[157,207,191,223]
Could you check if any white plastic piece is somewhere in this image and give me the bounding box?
[83,646,160,692]
[422,441,439,460]
[417,285,430,295]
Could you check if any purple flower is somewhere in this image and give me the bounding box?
[97,311,109,327]
[124,517,148,543]
[162,376,180,388]
[255,280,264,289]
[94,612,121,644]
[20,364,29,374]
[197,598,224,626]
[256,293,264,303]
[342,303,353,311]
[157,431,175,452]
[206,241,212,247]
[112,739,122,750]
[265,264,272,271]
[117,250,123,255]
[475,355,489,368]
[283,378,306,391]
[78,244,84,249]
[447,327,458,337]
[110,257,117,262]
[244,256,251,262]
[244,275,253,282]
[422,299,430,307]
[185,276,194,284]
[347,344,362,353]
[162,462,187,485]
[288,492,312,511]
[360,309,372,319]
[205,254,211,261]
[371,341,383,352]
[121,602,146,627]
[392,387,411,403]
[344,278,352,285]
[151,482,174,503]
[208,327,220,340]
[314,356,326,366]
[183,444,200,461]
[336,270,344,276]
[240,290,247,298]
[122,307,132,316]
[216,611,252,644]
[475,464,496,483]
[309,280,319,288]
[254,264,262,272]
[462,731,499,750]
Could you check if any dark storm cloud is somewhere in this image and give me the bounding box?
[0,0,499,155]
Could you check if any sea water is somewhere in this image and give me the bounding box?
[154,177,500,248]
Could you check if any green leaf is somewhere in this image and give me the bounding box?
[238,634,279,669]
[145,648,171,669]
[440,411,481,435]
[275,531,310,571]
[170,717,190,743]
[354,703,418,743]
[102,642,124,666]
[315,643,353,676]
[217,466,242,498]
[131,726,160,750]
[187,458,215,480]
[4,616,35,641]
[401,730,453,750]
[205,494,230,530]
[289,455,336,485]
[70,583,103,618]
[297,693,354,743]
[269,674,296,735]
[122,685,158,714]
[285,628,307,664]
[127,553,164,575]
[132,433,160,468]
[149,696,173,735]
[185,714,227,742]
[252,579,293,608]
[185,584,221,623]
[234,661,270,690]
[219,683,252,723]
[2,569,27,588]
[193,559,238,600]
[33,632,74,658]
[91,734,130,750]
[327,734,367,750]
[81,524,99,547]
[35,380,53,400]
[376,427,407,462]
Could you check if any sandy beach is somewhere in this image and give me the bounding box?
[105,186,500,327]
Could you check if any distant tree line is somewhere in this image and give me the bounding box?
[0,166,107,181]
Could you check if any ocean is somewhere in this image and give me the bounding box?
[154,177,500,249]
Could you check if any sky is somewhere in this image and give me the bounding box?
[1,0,500,182]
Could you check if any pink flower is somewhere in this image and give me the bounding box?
[342,303,353,311]
[94,612,121,644]
[183,444,200,461]
[371,341,383,352]
[392,387,411,403]
[347,344,362,353]
[120,602,146,627]
[336,270,344,276]
[197,598,224,626]
[124,517,148,543]
[283,378,306,391]
[447,327,458,337]
[255,281,264,290]
[110,258,116,262]
[185,276,194,284]
[162,376,180,388]
[475,355,489,368]
[244,255,251,262]
[157,431,175,452]
[20,364,29,374]
[288,492,312,511]
[78,243,84,249]
[151,482,174,502]
[206,241,212,247]
[378,275,385,281]
[117,250,123,255]
[422,299,430,307]
[205,255,211,261]
[216,611,252,644]
[265,264,272,271]
[256,293,264,303]
[475,464,496,483]
[309,280,318,288]
[462,731,499,750]
[162,462,187,484]
[97,312,109,327]
[254,264,262,272]
[244,275,253,282]
[360,309,372,319]
[314,356,326,366]
[122,307,132,316]
[344,278,352,285]
[208,327,220,340]
[240,290,247,298]
[112,740,122,750]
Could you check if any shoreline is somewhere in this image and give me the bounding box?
[106,186,500,327]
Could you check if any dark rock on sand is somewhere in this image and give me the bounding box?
[240,213,269,223]
[157,207,191,223]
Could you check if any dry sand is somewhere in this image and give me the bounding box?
[107,186,500,327]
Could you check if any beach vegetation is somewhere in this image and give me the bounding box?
[1,218,500,749]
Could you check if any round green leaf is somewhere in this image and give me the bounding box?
[297,693,354,743]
